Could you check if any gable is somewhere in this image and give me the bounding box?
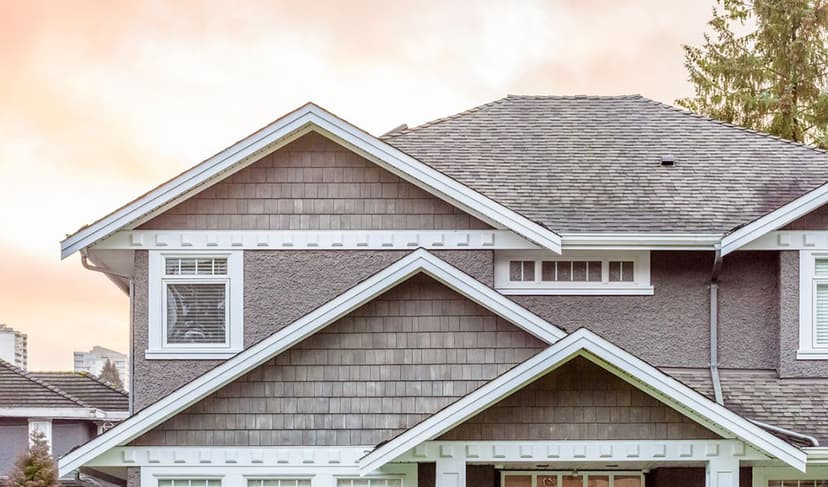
[438,356,718,441]
[140,132,489,231]
[130,273,547,447]
[784,202,828,230]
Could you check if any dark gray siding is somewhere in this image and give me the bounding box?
[131,274,546,446]
[52,421,96,462]
[779,251,828,377]
[140,132,489,231]
[438,357,718,441]
[132,249,495,411]
[0,419,27,476]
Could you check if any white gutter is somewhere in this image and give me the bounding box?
[560,233,722,250]
[0,407,127,421]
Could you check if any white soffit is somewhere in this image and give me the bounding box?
[57,249,565,476]
[60,103,562,259]
[359,328,807,474]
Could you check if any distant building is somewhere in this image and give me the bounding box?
[0,324,27,369]
[73,346,128,390]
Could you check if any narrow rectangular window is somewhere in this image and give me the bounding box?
[158,480,221,487]
[248,480,312,487]
[509,260,535,281]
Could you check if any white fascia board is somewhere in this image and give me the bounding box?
[721,183,828,256]
[57,249,565,476]
[560,233,722,250]
[61,104,560,259]
[359,328,806,474]
[0,407,105,419]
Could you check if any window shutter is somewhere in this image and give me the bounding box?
[816,283,828,346]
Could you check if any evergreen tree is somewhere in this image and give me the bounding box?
[8,430,60,487]
[678,0,828,148]
[99,358,123,390]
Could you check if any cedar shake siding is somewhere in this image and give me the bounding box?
[131,273,547,446]
[438,357,719,441]
[140,132,489,231]
[131,249,496,410]
[784,202,828,230]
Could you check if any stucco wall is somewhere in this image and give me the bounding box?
[132,273,546,446]
[132,249,495,411]
[140,132,488,231]
[0,419,27,477]
[779,251,828,377]
[513,251,779,369]
[438,357,718,441]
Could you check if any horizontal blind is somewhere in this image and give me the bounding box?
[166,283,227,344]
[816,283,828,346]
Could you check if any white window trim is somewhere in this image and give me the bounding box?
[28,419,52,453]
[495,250,653,295]
[798,250,828,360]
[147,250,243,360]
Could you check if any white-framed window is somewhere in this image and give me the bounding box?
[147,251,243,360]
[336,478,403,487]
[247,479,311,487]
[798,251,828,359]
[495,250,653,295]
[158,480,221,487]
[754,465,828,486]
[502,470,644,487]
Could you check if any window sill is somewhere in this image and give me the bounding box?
[145,348,242,360]
[796,349,828,360]
[497,286,655,296]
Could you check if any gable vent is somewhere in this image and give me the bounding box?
[660,154,676,166]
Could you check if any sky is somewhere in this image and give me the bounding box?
[0,0,717,371]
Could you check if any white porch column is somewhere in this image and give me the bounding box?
[707,454,740,487]
[435,446,466,487]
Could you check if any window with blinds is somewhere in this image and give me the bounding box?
[158,480,221,487]
[164,257,229,345]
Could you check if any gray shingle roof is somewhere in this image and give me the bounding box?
[664,367,828,444]
[0,359,87,408]
[32,372,128,412]
[384,95,828,234]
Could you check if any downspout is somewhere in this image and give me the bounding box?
[80,253,135,415]
[710,246,725,405]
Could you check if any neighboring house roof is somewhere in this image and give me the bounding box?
[31,372,128,412]
[57,249,566,476]
[667,368,828,445]
[359,328,806,473]
[0,359,88,408]
[59,103,562,259]
[383,95,828,235]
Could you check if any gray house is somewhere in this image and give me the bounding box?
[58,96,828,487]
[0,360,128,483]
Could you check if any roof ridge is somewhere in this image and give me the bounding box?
[637,95,828,156]
[381,96,511,138]
[0,359,91,408]
[506,93,644,100]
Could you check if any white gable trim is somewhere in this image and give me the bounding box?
[60,104,561,259]
[57,249,565,476]
[358,328,807,473]
[721,183,828,256]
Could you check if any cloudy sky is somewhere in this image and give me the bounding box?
[0,0,716,370]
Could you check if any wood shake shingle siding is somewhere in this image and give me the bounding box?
[140,132,489,231]
[131,274,546,447]
[438,357,719,441]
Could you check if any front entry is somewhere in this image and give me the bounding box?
[502,471,645,487]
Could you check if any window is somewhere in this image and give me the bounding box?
[495,251,653,295]
[159,481,221,487]
[502,472,643,487]
[798,252,828,359]
[248,480,311,487]
[768,481,828,487]
[147,251,243,359]
[337,479,402,487]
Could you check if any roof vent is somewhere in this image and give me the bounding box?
[660,154,676,166]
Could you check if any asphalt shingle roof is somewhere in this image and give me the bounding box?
[0,359,87,408]
[665,367,828,444]
[384,95,828,234]
[32,372,128,412]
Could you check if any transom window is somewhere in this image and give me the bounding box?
[248,480,311,487]
[147,251,243,360]
[336,479,402,487]
[496,251,653,295]
[159,480,221,487]
[798,252,828,359]
[503,471,643,487]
